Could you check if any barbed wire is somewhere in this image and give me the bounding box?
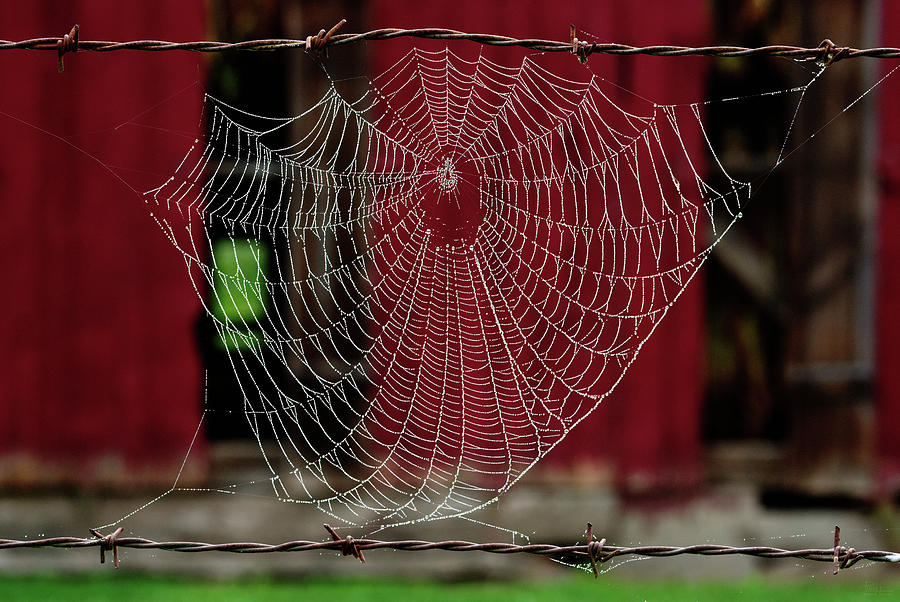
[2,22,900,72]
[2,20,900,580]
[1,524,897,576]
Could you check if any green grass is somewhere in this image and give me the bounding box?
[0,574,896,601]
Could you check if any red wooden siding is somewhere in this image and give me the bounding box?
[367,0,710,493]
[0,1,206,482]
[5,0,895,499]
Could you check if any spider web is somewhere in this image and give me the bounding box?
[145,47,756,529]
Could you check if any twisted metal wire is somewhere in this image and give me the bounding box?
[3,23,900,66]
[1,524,898,574]
[2,22,899,577]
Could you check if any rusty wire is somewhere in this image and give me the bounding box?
[2,22,900,73]
[1,524,897,576]
[2,21,900,578]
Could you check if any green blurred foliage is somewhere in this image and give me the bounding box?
[0,574,895,602]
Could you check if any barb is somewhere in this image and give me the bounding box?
[56,24,78,72]
[1,524,897,572]
[305,19,346,60]
[89,527,122,568]
[584,522,607,578]
[323,523,365,563]
[3,22,900,68]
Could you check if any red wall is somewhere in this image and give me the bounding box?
[0,0,707,493]
[4,1,894,499]
[0,1,206,481]
[367,0,710,494]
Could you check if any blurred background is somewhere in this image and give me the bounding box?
[1,0,899,584]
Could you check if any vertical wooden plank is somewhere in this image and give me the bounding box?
[876,0,900,498]
[778,0,875,495]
